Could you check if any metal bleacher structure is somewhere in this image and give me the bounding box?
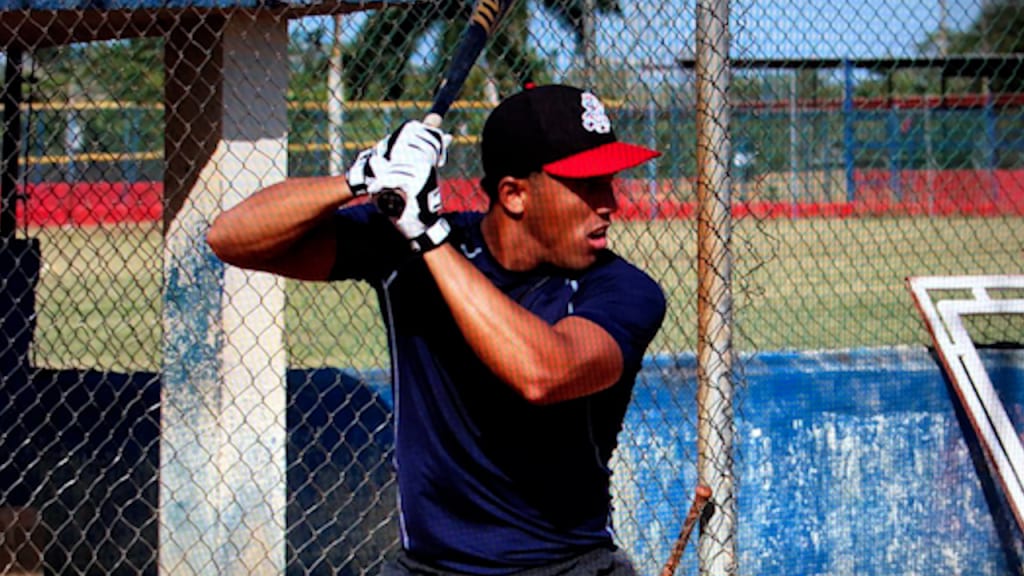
[0,1,396,573]
[678,54,1024,208]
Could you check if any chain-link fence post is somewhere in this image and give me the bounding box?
[694,0,737,574]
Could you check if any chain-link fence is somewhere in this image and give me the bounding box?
[2,0,1023,574]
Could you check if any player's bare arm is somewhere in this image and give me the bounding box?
[206,175,351,280]
[207,133,391,280]
[424,244,624,405]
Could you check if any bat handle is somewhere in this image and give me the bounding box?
[374,113,446,218]
[660,484,712,576]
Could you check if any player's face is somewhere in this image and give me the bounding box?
[525,172,618,270]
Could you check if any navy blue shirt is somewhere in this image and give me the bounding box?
[329,206,666,574]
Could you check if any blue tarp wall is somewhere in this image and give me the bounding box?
[2,347,1023,574]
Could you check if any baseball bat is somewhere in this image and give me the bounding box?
[659,484,712,576]
[375,0,513,217]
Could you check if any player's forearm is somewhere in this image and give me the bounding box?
[424,245,566,399]
[207,175,352,268]
[423,245,619,404]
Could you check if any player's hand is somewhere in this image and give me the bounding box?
[348,117,450,197]
[345,141,389,197]
[383,120,452,168]
[369,159,450,252]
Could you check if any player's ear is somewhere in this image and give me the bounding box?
[495,176,527,217]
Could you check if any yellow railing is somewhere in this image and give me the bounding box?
[8,99,502,112]
[31,151,163,164]
[22,137,480,165]
[15,97,628,166]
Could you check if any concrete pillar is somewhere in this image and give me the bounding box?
[160,12,289,575]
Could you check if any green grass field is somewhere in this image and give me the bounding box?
[24,215,1024,373]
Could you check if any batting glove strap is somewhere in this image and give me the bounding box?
[410,217,451,252]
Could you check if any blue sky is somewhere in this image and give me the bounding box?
[531,0,982,70]
[322,0,984,81]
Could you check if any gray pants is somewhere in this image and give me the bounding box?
[380,547,638,576]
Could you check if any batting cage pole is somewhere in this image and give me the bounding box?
[694,0,737,574]
[328,13,346,177]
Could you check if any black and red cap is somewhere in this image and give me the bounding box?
[480,84,660,191]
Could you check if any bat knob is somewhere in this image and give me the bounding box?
[423,113,443,128]
[376,189,406,218]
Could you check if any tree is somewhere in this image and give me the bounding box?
[343,0,620,101]
[945,0,1024,55]
[24,40,163,158]
[931,0,1024,92]
[290,22,332,102]
[29,39,162,104]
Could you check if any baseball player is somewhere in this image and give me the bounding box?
[207,84,667,575]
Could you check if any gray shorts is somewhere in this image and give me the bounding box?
[380,547,638,576]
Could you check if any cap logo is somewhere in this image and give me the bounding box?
[580,92,611,134]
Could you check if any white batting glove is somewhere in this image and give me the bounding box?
[348,115,451,196]
[345,140,389,197]
[369,160,450,252]
[383,120,452,168]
